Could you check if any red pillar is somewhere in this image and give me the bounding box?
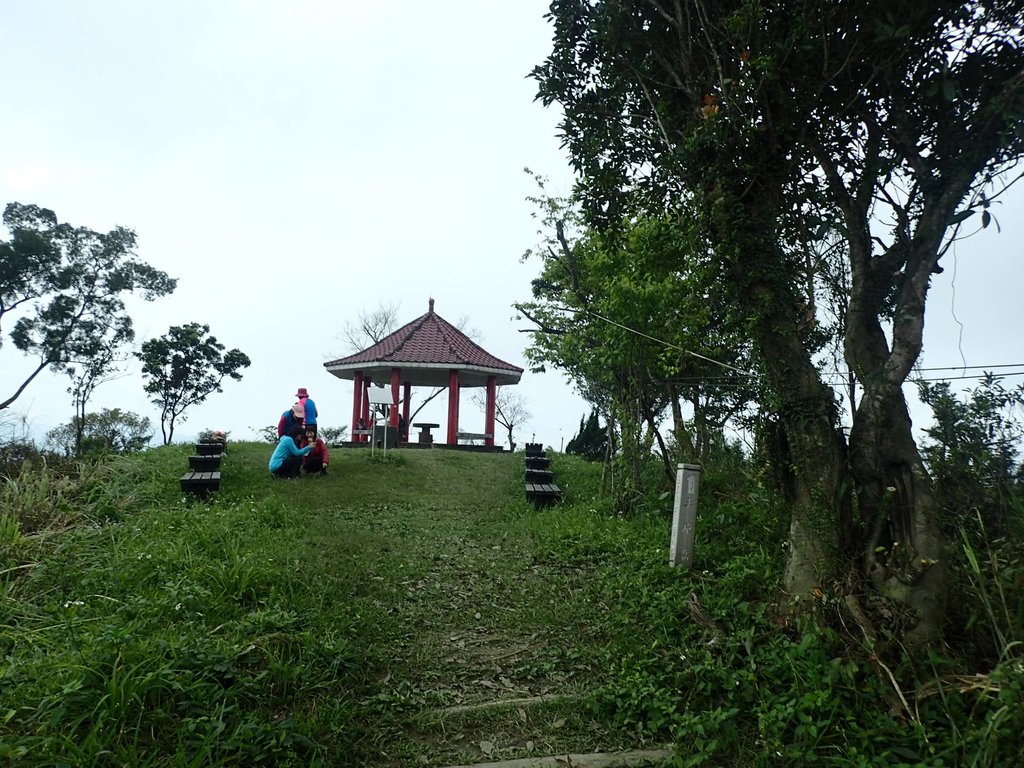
[402,382,411,441]
[485,376,496,447]
[361,377,372,442]
[351,371,363,440]
[446,369,460,444]
[389,368,401,428]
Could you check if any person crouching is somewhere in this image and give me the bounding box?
[301,427,330,475]
[269,425,312,479]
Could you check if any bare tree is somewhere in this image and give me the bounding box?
[335,302,401,353]
[471,387,531,451]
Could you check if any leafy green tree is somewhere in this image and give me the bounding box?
[518,180,756,504]
[0,202,176,411]
[138,323,251,445]
[919,375,1024,535]
[565,408,608,461]
[46,408,153,456]
[64,332,135,456]
[535,0,1024,644]
[317,426,348,444]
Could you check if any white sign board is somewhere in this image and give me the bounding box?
[366,387,395,456]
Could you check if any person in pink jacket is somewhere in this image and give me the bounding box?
[300,426,330,475]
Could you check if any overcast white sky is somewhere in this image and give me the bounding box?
[1,1,592,449]
[2,1,1022,452]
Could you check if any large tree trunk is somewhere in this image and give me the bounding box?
[848,380,945,645]
[755,310,852,601]
[721,225,850,601]
[844,248,947,645]
[667,382,697,461]
[724,179,853,603]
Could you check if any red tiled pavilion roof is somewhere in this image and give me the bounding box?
[323,299,524,388]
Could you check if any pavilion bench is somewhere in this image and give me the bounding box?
[457,432,493,443]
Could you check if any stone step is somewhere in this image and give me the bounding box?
[440,748,675,768]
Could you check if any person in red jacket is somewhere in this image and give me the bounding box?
[301,426,330,475]
[277,402,304,437]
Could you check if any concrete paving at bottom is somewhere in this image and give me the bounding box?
[440,748,675,768]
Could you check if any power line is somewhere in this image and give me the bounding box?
[550,303,757,376]
[541,302,1024,383]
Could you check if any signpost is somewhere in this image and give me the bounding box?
[366,387,395,457]
[669,463,702,568]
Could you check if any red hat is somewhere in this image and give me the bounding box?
[296,387,309,398]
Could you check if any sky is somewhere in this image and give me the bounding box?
[2,2,1022,453]
[0,1,590,450]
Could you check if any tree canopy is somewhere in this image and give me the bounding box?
[0,202,176,411]
[46,408,153,456]
[138,323,251,445]
[533,0,1024,644]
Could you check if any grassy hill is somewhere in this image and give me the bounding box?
[2,442,1021,766]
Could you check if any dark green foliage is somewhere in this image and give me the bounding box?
[919,375,1024,535]
[0,437,44,478]
[0,202,176,412]
[138,323,251,445]
[317,426,347,444]
[46,408,154,457]
[565,408,608,461]
[532,0,1024,644]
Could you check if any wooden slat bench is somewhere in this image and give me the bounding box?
[525,468,554,483]
[188,454,223,472]
[525,455,551,470]
[180,471,221,497]
[195,441,226,456]
[457,432,493,443]
[525,482,561,508]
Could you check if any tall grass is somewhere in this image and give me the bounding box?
[1,441,1023,765]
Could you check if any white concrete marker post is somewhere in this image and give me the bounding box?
[669,463,702,568]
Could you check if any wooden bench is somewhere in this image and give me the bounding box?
[180,471,221,497]
[195,441,226,456]
[525,455,551,470]
[525,482,561,508]
[188,454,223,472]
[525,442,545,456]
[457,432,493,443]
[525,468,554,483]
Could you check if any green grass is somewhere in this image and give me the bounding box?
[3,442,1024,767]
[1,443,672,766]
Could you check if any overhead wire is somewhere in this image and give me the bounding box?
[541,301,1024,386]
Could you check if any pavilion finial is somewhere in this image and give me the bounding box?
[429,297,435,313]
